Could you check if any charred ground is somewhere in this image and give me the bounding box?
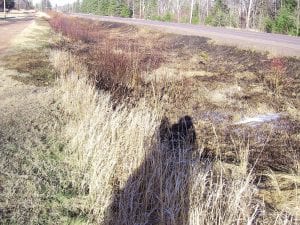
[49,14,300,174]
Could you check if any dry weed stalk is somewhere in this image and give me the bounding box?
[57,73,273,224]
[47,13,300,224]
[51,48,299,224]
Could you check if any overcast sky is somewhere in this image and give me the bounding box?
[32,0,77,7]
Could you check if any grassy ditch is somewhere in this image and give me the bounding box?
[47,13,300,224]
[1,12,299,224]
[49,13,300,172]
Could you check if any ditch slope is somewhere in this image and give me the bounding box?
[50,13,300,221]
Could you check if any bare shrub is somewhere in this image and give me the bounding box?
[264,58,288,95]
[49,13,164,99]
[47,13,300,223]
[49,13,103,43]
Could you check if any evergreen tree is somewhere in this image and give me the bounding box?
[81,0,131,17]
[205,0,230,26]
[77,0,299,36]
[272,6,298,35]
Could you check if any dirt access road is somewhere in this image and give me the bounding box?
[0,14,36,121]
[0,13,35,53]
[72,13,300,58]
[0,13,48,128]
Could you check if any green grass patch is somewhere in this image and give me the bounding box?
[4,49,57,86]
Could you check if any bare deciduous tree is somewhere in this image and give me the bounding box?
[190,0,194,23]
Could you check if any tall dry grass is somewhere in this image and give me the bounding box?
[56,72,159,224]
[51,50,297,224]
[2,14,298,225]
[48,13,299,225]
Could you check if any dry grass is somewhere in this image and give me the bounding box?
[50,50,299,224]
[54,57,257,224]
[47,14,300,224]
[1,12,299,225]
[11,19,51,49]
[0,15,85,225]
[4,18,58,86]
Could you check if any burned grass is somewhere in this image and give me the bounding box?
[49,14,300,170]
[49,13,300,220]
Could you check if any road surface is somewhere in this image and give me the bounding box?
[0,13,35,53]
[71,13,300,58]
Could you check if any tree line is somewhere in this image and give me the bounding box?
[0,0,15,10]
[1,0,36,10]
[69,0,300,36]
[35,0,52,11]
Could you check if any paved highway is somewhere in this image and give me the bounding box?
[71,13,300,57]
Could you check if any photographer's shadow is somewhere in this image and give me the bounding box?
[105,116,197,225]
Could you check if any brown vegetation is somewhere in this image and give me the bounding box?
[2,13,299,225]
[49,13,164,102]
[49,13,300,170]
[46,13,300,224]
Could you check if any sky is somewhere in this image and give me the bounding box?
[32,0,77,7]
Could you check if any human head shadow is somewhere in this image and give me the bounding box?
[104,115,197,225]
